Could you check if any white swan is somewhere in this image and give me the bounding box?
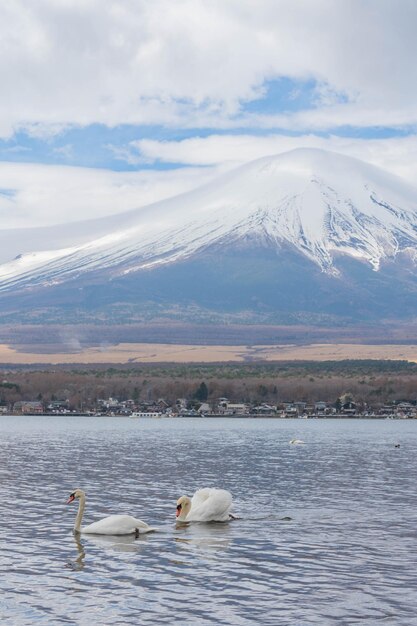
[67,489,156,535]
[289,438,305,445]
[176,488,234,522]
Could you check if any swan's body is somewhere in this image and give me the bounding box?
[67,489,155,535]
[80,514,153,535]
[176,488,233,522]
[289,438,305,445]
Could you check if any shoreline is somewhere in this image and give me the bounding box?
[3,413,414,420]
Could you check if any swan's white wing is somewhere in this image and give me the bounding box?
[188,488,233,522]
[191,488,214,507]
[82,514,155,535]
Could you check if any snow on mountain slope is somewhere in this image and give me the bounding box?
[0,148,417,292]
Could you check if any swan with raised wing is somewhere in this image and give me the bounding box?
[176,488,234,522]
[67,489,156,535]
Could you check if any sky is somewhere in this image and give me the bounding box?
[1,0,417,228]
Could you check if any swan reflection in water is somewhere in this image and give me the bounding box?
[174,520,232,553]
[68,529,154,570]
[67,533,86,571]
[81,531,153,553]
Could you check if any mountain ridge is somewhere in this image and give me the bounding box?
[0,148,416,325]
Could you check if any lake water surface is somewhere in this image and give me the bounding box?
[0,416,416,625]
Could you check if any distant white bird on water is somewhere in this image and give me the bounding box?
[176,488,234,522]
[67,489,156,535]
[289,439,305,445]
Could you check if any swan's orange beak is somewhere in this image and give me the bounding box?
[176,504,182,518]
[66,494,75,504]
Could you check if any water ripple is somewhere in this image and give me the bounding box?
[0,416,416,625]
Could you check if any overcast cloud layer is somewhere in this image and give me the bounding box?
[1,0,417,226]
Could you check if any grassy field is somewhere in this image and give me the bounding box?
[1,342,417,364]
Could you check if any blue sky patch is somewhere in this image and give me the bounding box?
[242,77,318,114]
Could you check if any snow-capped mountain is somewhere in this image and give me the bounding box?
[1,148,417,324]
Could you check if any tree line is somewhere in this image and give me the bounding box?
[0,360,416,410]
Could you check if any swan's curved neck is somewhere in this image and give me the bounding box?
[74,494,86,533]
[177,498,192,521]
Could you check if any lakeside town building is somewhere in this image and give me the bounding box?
[7,395,417,419]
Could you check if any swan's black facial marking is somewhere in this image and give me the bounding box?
[176,504,182,511]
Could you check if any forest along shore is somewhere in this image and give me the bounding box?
[1,360,417,418]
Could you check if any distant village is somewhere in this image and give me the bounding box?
[5,394,417,419]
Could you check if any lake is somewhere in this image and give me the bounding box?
[0,416,416,625]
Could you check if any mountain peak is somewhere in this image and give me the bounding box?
[0,149,416,292]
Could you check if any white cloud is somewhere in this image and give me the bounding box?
[131,133,417,185]
[0,1,416,134]
[0,162,222,228]
[52,144,74,160]
[0,130,417,229]
[1,1,417,228]
[2,133,417,231]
